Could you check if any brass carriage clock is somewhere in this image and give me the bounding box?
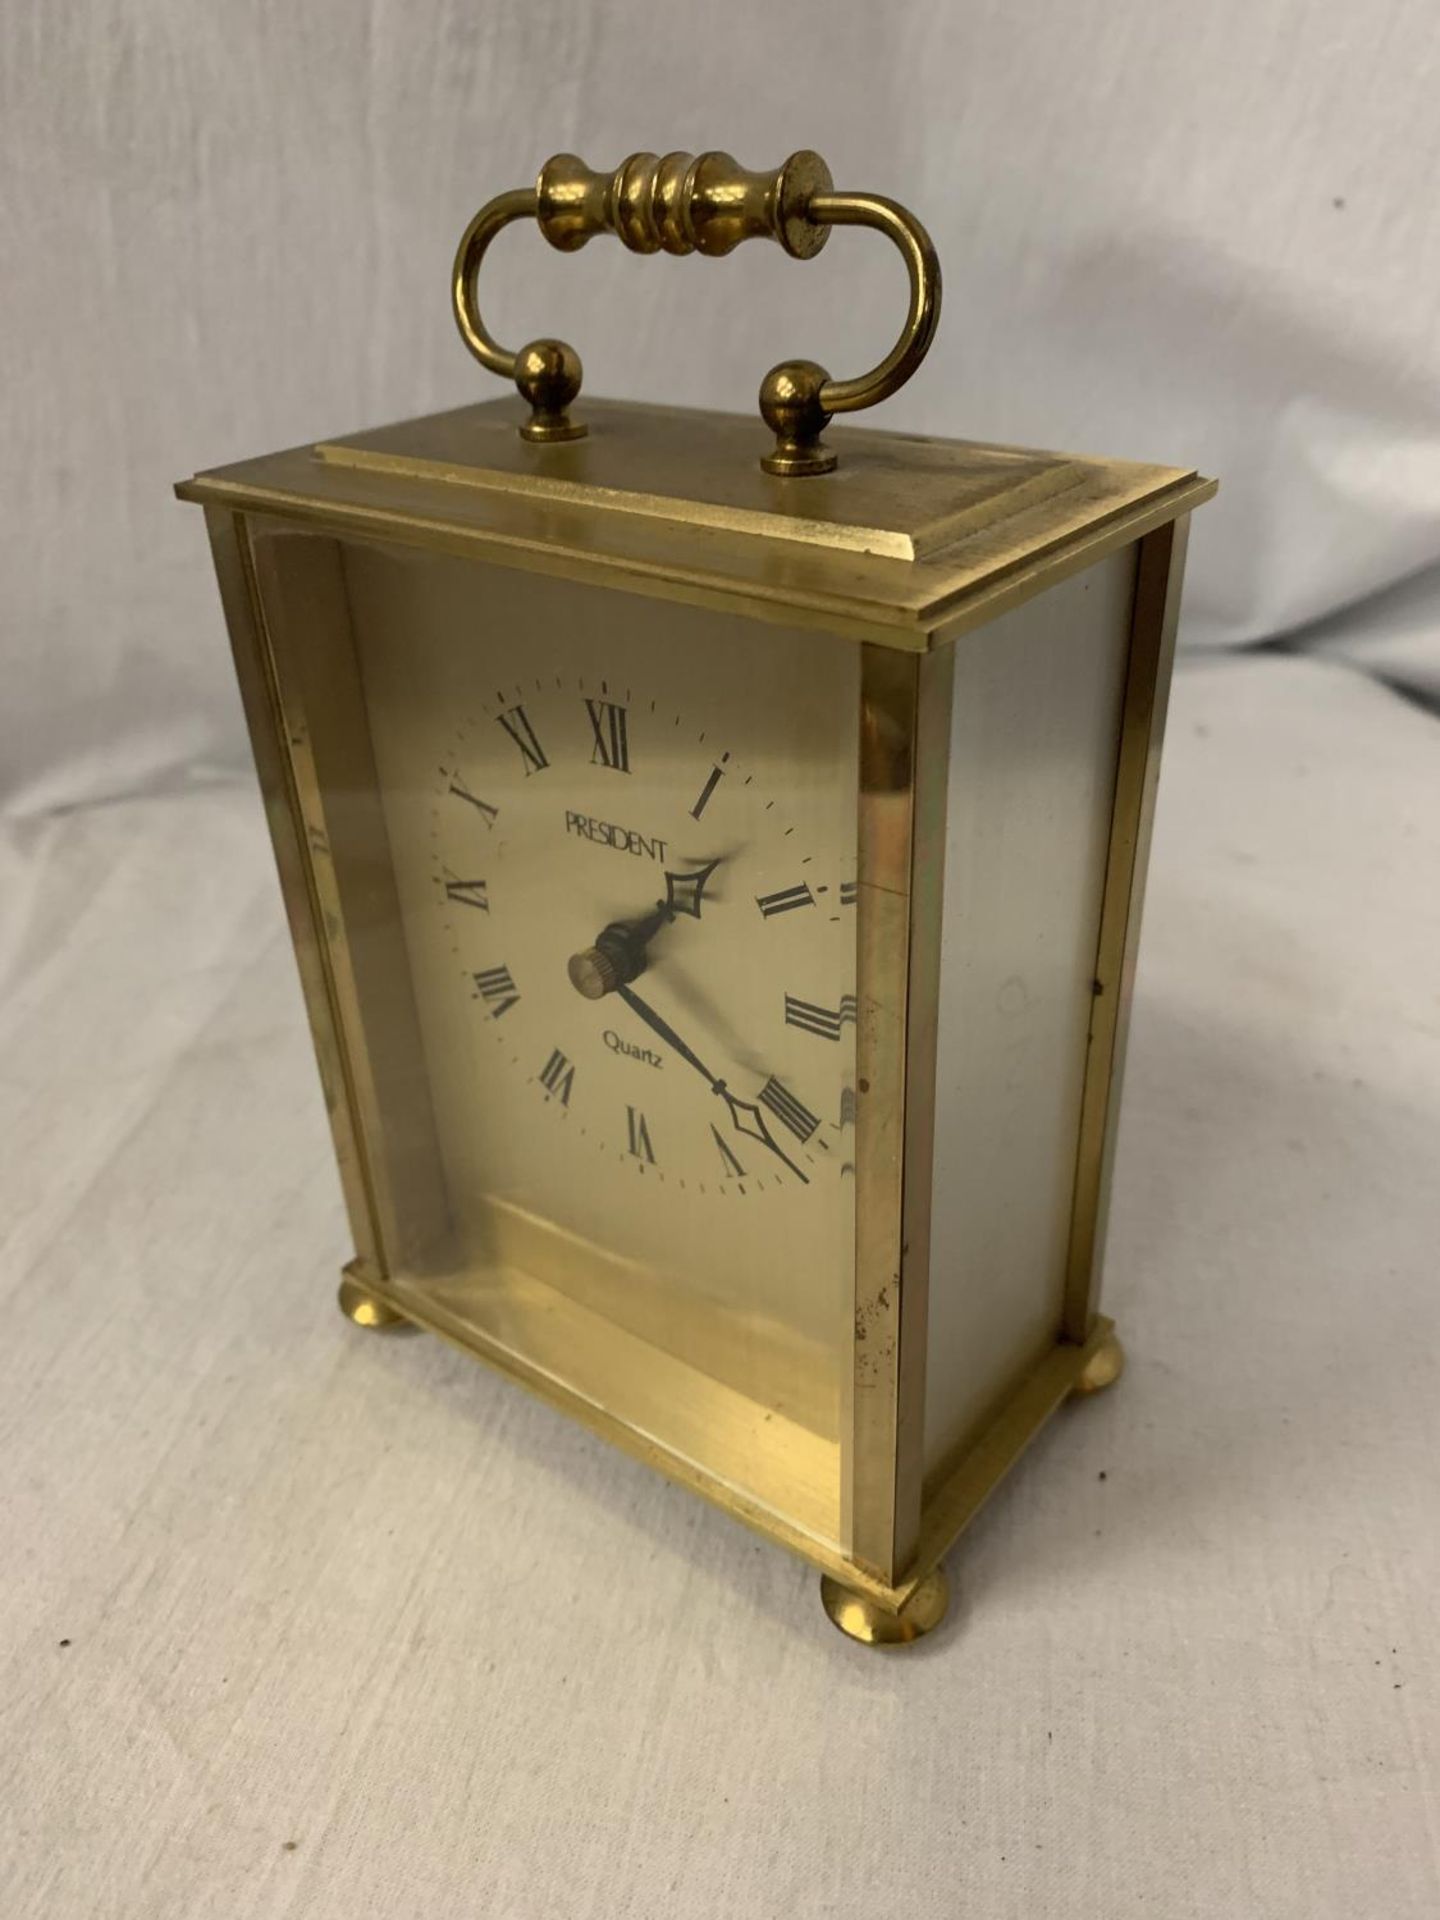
[178,151,1214,1644]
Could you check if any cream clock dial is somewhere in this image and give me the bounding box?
[433,671,855,1203]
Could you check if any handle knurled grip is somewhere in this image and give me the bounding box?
[451,151,941,476]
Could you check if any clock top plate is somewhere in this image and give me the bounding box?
[178,397,1214,648]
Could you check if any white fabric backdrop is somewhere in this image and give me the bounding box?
[6,11,1440,1910]
[4,0,1440,813]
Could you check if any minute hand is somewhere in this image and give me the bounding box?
[615,984,808,1185]
[616,984,719,1089]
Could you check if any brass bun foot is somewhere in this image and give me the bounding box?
[820,1565,949,1647]
[337,1274,410,1332]
[1073,1331,1126,1396]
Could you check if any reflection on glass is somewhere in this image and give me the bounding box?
[283,534,859,1549]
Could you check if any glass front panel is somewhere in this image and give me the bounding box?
[256,527,859,1550]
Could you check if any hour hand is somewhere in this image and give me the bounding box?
[659,856,721,921]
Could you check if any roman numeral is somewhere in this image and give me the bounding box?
[538,1048,574,1106]
[784,992,857,1042]
[626,1106,655,1164]
[689,758,727,820]
[710,1123,746,1178]
[442,872,489,911]
[497,704,548,775]
[585,698,630,773]
[448,773,498,824]
[758,1075,820,1143]
[756,883,815,918]
[839,880,858,906]
[473,964,519,1018]
[838,1086,857,1129]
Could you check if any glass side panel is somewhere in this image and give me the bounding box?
[255,527,858,1552]
[922,548,1135,1482]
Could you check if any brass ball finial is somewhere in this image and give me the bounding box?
[515,336,587,443]
[759,358,836,476]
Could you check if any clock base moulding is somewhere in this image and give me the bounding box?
[337,1262,1123,1644]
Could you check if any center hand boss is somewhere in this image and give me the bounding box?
[566,858,721,1001]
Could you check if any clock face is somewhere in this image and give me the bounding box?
[431,675,855,1200]
[346,542,859,1453]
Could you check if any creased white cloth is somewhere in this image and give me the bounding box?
[5,0,1440,813]
[2,652,1437,1919]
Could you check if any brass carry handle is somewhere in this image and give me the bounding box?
[451,151,941,476]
